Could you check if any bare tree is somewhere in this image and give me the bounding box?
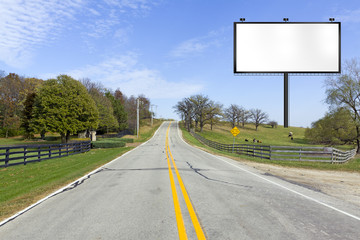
[236,107,250,128]
[268,121,278,128]
[173,97,194,132]
[326,58,360,152]
[189,94,211,132]
[207,102,223,130]
[250,108,269,131]
[224,104,240,128]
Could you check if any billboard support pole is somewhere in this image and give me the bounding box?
[284,73,289,128]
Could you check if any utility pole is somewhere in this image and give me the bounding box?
[137,98,140,138]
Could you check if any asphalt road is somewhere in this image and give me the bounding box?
[1,121,360,239]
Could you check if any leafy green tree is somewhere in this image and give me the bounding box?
[21,92,37,139]
[0,73,23,137]
[105,91,128,131]
[305,108,356,145]
[325,58,360,152]
[89,87,118,134]
[31,75,99,143]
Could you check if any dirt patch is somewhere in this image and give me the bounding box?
[243,161,360,207]
[126,142,142,148]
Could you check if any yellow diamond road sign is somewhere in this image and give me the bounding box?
[230,127,240,137]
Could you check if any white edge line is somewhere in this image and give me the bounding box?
[0,122,165,227]
[176,122,360,221]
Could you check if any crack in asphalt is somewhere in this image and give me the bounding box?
[50,169,105,198]
[186,161,252,189]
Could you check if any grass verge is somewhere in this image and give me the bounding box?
[0,120,163,222]
[180,125,360,172]
[0,148,132,222]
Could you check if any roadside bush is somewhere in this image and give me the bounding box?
[0,128,24,138]
[92,141,125,148]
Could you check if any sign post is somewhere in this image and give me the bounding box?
[230,127,240,153]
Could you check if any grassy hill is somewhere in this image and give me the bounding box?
[193,122,354,150]
[195,122,308,146]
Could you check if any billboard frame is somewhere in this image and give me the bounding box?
[233,22,341,74]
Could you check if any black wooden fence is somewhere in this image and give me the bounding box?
[190,131,356,163]
[0,141,91,168]
[191,131,271,159]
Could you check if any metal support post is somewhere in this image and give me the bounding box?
[284,73,289,128]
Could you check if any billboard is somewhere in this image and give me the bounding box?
[234,22,341,73]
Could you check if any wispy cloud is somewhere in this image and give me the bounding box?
[333,8,360,23]
[0,0,83,68]
[0,0,160,68]
[41,53,203,99]
[170,27,229,58]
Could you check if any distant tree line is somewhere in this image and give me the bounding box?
[173,94,273,132]
[0,72,152,142]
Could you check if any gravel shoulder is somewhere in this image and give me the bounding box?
[242,161,360,207]
[185,142,360,207]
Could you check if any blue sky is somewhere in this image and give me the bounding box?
[1,0,360,127]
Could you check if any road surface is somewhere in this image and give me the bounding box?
[1,121,360,239]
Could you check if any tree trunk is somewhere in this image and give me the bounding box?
[187,116,191,132]
[5,129,8,138]
[61,133,66,143]
[356,126,360,153]
[40,130,46,140]
[66,131,71,143]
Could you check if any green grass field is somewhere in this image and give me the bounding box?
[195,122,355,150]
[181,122,360,172]
[0,119,163,222]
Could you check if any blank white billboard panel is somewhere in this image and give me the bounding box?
[234,23,341,73]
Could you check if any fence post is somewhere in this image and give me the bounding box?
[299,147,302,161]
[5,148,9,167]
[24,146,27,165]
[49,146,51,158]
[331,148,334,164]
[38,146,41,162]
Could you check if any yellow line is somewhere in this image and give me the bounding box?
[166,122,188,240]
[167,137,207,240]
[166,122,207,240]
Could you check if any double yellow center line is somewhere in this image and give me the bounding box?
[165,122,206,240]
